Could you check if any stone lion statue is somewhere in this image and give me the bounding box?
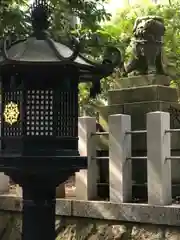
[121,16,166,76]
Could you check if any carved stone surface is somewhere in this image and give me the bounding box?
[1,198,180,239]
[122,16,166,77]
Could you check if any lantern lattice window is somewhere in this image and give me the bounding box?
[26,90,53,136]
[56,91,77,137]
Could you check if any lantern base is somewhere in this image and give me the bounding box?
[0,155,87,175]
[0,154,87,239]
[22,186,56,240]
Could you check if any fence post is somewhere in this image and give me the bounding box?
[109,114,132,203]
[147,111,172,205]
[76,116,97,200]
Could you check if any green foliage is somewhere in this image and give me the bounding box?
[0,0,112,116]
[105,2,180,80]
[49,0,111,41]
[79,2,180,114]
[0,0,29,36]
[3,0,180,115]
[0,0,111,37]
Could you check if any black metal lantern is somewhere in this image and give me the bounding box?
[0,1,121,239]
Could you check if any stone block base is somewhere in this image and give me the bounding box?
[99,100,180,137]
[114,74,171,89]
[108,85,178,105]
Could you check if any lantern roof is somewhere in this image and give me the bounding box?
[0,0,121,81]
[0,37,92,65]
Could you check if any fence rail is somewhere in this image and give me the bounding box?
[165,129,180,133]
[91,132,109,136]
[77,111,180,206]
[126,130,147,134]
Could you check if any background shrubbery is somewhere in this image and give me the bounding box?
[2,0,180,114]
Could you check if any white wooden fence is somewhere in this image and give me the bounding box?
[77,111,175,206]
[0,111,177,205]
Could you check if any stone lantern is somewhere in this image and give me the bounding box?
[0,0,121,239]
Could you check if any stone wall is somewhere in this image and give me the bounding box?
[1,196,180,239]
[1,212,180,240]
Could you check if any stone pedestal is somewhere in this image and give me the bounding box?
[97,75,180,185]
[114,74,171,89]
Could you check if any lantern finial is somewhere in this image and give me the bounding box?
[31,0,51,34]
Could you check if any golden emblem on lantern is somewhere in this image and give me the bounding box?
[3,101,20,125]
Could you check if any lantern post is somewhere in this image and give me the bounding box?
[0,1,121,239]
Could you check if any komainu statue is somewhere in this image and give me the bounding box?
[122,16,166,76]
